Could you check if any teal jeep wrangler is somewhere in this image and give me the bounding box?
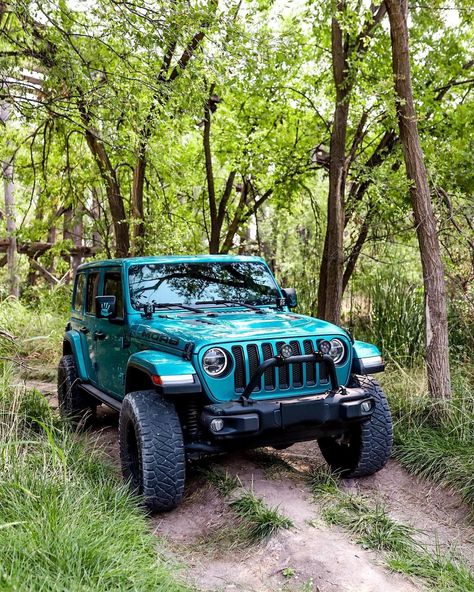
[58,255,392,512]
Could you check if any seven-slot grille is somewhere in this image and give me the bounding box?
[231,339,329,393]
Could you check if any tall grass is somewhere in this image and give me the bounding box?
[0,365,189,592]
[381,364,474,508]
[0,296,67,381]
[349,276,425,365]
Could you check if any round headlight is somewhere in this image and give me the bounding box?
[203,347,229,377]
[329,338,345,364]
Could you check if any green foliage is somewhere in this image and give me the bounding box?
[351,274,425,364]
[0,296,67,380]
[0,381,189,592]
[381,365,474,508]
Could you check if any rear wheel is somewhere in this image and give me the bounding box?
[57,354,96,426]
[317,375,393,477]
[119,390,185,513]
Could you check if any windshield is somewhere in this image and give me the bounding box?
[128,261,280,310]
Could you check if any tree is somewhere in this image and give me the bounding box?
[385,0,451,399]
[316,2,387,324]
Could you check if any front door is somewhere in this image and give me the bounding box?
[83,270,101,384]
[94,268,129,398]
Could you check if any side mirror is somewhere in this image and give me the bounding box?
[281,288,297,309]
[95,295,117,319]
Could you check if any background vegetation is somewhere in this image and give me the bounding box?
[0,0,473,589]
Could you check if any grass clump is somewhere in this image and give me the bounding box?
[310,465,474,591]
[381,364,474,508]
[201,466,240,497]
[229,491,293,543]
[307,464,339,496]
[388,544,474,591]
[0,370,189,592]
[322,495,415,553]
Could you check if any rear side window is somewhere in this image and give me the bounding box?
[73,273,85,311]
[104,271,124,318]
[85,272,100,315]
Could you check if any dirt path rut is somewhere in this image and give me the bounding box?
[39,383,474,592]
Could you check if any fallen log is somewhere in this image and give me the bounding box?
[0,239,100,258]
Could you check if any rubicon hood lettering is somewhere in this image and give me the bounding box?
[140,329,179,347]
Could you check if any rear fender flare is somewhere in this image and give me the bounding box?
[63,331,88,381]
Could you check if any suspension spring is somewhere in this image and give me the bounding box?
[185,403,200,438]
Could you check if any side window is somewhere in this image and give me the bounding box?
[85,272,100,315]
[104,271,124,318]
[73,273,85,312]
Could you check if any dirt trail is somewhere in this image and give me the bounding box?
[37,382,474,591]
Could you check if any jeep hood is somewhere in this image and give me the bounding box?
[131,309,348,352]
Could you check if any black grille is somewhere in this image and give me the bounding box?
[231,338,327,393]
[303,340,316,385]
[290,340,302,387]
[276,341,289,389]
[247,344,260,391]
[316,339,329,383]
[262,343,275,390]
[232,345,246,391]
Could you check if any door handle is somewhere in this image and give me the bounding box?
[79,326,89,334]
[93,331,106,341]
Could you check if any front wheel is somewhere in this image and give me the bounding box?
[57,354,96,427]
[119,390,186,513]
[317,375,393,477]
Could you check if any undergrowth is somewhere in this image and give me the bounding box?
[381,364,474,509]
[0,295,66,381]
[0,364,189,592]
[309,465,474,592]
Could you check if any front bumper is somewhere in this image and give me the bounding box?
[201,386,374,440]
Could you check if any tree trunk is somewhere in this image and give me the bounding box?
[91,188,102,248]
[131,159,146,255]
[203,88,220,254]
[72,209,83,275]
[78,102,130,258]
[317,8,349,324]
[1,102,19,297]
[385,0,451,399]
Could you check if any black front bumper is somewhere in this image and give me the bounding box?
[201,387,374,440]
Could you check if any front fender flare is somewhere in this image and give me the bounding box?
[126,350,201,395]
[63,330,88,381]
[351,340,385,374]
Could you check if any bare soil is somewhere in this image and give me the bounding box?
[38,382,474,591]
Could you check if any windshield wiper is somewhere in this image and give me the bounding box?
[196,299,266,314]
[139,302,205,316]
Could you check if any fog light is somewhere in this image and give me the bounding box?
[210,418,224,432]
[280,344,293,359]
[361,400,372,413]
[319,340,332,355]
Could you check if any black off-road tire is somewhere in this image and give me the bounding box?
[119,390,185,513]
[57,354,96,426]
[317,374,393,477]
